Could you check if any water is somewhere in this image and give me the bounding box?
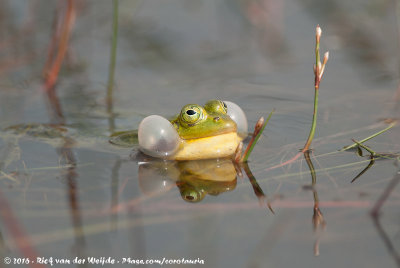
[0,0,400,267]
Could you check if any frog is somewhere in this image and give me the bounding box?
[137,99,248,161]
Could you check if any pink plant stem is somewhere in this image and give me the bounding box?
[43,0,76,91]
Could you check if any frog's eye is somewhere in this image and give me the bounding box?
[180,105,204,125]
[204,99,227,114]
[180,188,205,203]
[138,115,181,158]
[224,101,248,137]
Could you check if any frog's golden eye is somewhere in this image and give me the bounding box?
[204,99,227,114]
[180,104,204,125]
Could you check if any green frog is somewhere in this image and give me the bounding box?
[137,100,248,160]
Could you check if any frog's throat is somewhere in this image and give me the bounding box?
[170,132,242,161]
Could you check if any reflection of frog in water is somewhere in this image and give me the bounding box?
[138,158,237,203]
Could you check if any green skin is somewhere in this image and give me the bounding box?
[170,100,237,140]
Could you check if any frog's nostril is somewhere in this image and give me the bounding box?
[213,116,220,122]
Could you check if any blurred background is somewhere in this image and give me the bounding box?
[0,0,400,267]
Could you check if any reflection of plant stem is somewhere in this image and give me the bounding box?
[304,151,326,256]
[304,151,320,207]
[371,166,400,217]
[304,151,317,188]
[241,109,274,162]
[57,140,86,257]
[242,162,274,213]
[303,26,329,152]
[111,158,122,231]
[0,230,6,259]
[370,164,400,266]
[372,215,400,267]
[106,0,119,133]
[0,189,45,268]
[351,156,375,183]
[341,123,396,151]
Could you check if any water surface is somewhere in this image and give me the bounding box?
[0,0,400,267]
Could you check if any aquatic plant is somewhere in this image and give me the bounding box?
[106,0,119,133]
[341,123,396,152]
[43,0,76,92]
[266,25,329,171]
[240,110,274,162]
[303,25,329,152]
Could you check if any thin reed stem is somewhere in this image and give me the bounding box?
[241,109,274,162]
[303,25,328,152]
[341,122,396,151]
[106,0,119,132]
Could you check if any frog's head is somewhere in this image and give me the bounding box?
[171,102,236,140]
